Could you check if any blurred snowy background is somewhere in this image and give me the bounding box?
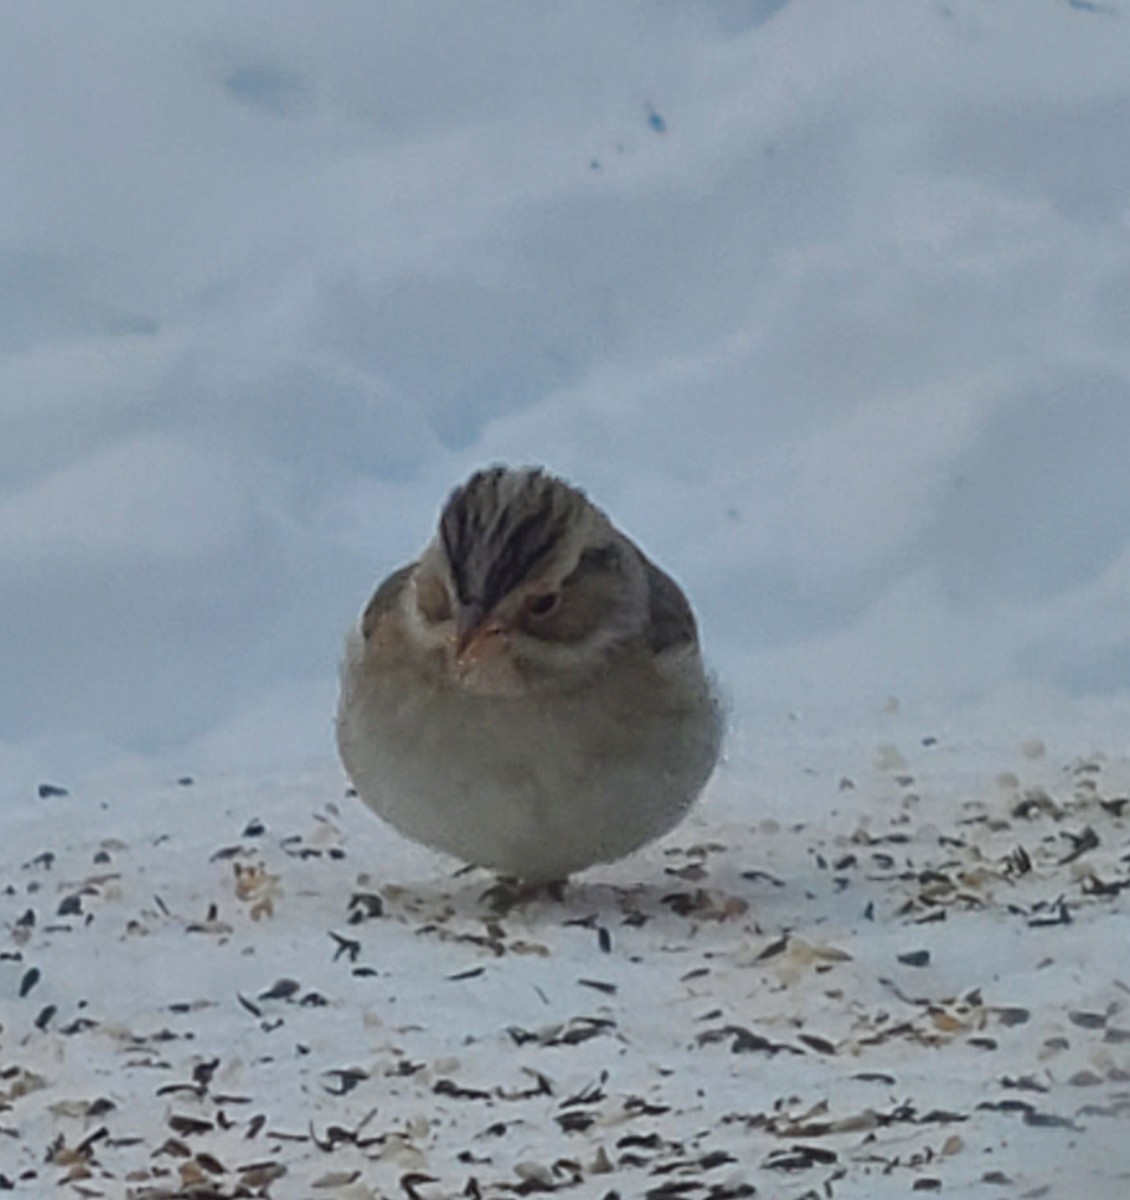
[4,0,1130,790]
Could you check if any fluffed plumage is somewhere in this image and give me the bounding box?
[336,466,722,882]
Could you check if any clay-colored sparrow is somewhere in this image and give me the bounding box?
[336,466,721,883]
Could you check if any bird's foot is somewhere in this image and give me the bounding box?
[480,876,567,914]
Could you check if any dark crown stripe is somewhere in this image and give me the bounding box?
[439,468,572,612]
[439,498,473,604]
[480,511,562,612]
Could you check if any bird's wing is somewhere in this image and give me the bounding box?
[640,553,698,653]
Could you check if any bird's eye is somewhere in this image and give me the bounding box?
[525,592,560,617]
[416,574,452,624]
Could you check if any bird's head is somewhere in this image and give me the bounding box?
[407,466,648,693]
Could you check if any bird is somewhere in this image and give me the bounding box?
[336,465,722,884]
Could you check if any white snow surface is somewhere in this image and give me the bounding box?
[3,0,1130,779]
[3,2,1130,1195]
[3,705,1130,1196]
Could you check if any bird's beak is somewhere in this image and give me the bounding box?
[454,605,505,665]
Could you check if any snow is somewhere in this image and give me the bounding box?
[3,1,1130,1195]
[3,707,1129,1196]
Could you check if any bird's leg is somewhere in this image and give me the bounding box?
[480,875,567,914]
